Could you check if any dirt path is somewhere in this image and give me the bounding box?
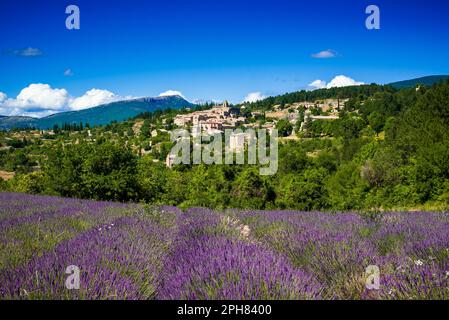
[0,171,15,181]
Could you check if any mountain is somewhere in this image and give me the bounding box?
[388,75,449,89]
[0,116,38,130]
[0,95,195,130]
[38,95,195,129]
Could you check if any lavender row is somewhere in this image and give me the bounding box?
[0,216,171,299]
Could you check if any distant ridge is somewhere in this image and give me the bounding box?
[0,116,38,130]
[0,95,195,130]
[388,75,449,89]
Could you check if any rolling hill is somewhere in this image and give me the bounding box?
[388,75,449,89]
[0,116,38,130]
[0,95,195,130]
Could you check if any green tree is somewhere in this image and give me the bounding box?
[326,162,369,210]
[137,156,168,202]
[368,111,385,135]
[275,119,293,137]
[45,143,140,201]
[276,168,328,210]
[9,172,47,194]
[230,167,274,209]
[0,178,7,191]
[278,142,309,174]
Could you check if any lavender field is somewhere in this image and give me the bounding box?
[0,192,448,300]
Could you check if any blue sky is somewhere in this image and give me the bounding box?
[1,0,449,116]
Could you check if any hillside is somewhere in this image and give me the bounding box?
[0,95,195,130]
[2,80,449,212]
[388,75,449,89]
[240,84,394,111]
[0,116,38,130]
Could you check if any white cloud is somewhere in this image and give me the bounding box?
[64,68,74,77]
[12,47,43,57]
[308,80,326,89]
[327,75,364,88]
[308,75,365,90]
[243,92,266,103]
[69,89,120,111]
[0,84,134,117]
[4,84,69,111]
[311,49,337,59]
[159,90,185,99]
[0,94,9,116]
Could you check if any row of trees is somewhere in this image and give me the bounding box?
[241,84,396,111]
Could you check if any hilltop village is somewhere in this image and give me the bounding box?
[173,99,343,135]
[172,98,343,139]
[166,99,343,166]
[0,96,343,178]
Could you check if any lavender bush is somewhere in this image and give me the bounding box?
[0,192,448,300]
